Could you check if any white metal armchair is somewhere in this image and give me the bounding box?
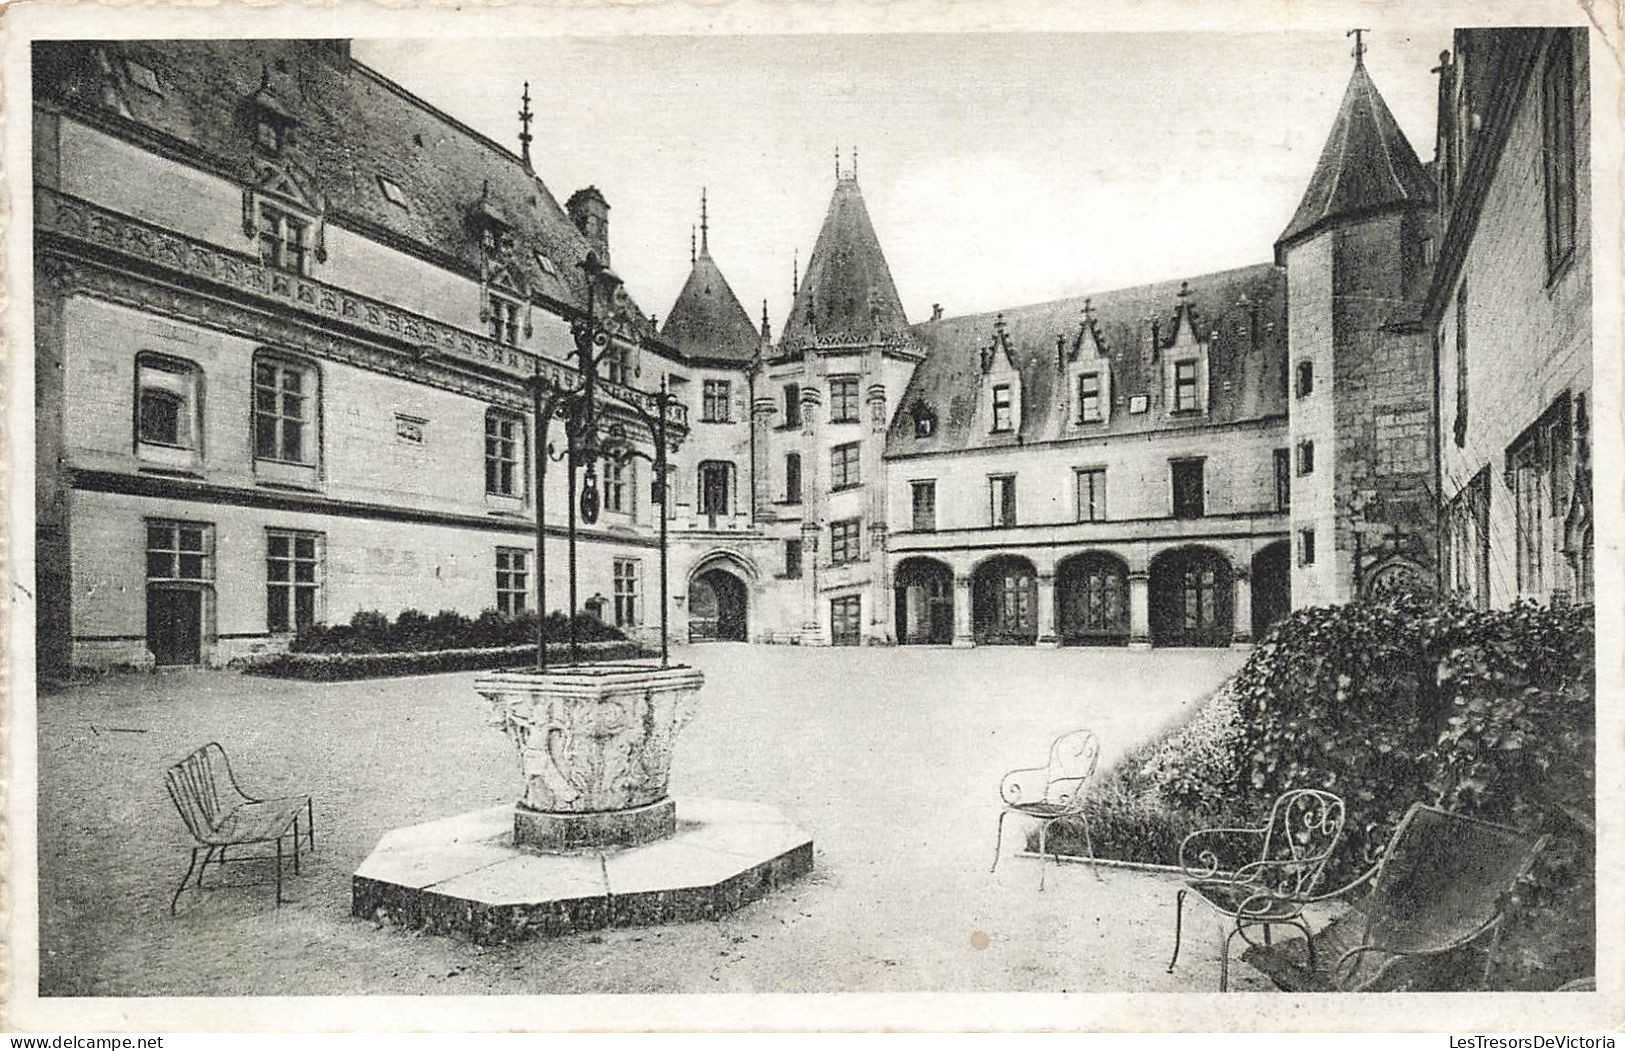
[991,729,1101,890]
[1166,788,1346,990]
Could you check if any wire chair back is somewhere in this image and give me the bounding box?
[1360,804,1547,957]
[1256,788,1347,897]
[164,742,250,842]
[1040,729,1100,812]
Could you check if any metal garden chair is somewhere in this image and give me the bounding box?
[1239,803,1549,991]
[1166,788,1346,990]
[164,742,315,913]
[991,728,1100,890]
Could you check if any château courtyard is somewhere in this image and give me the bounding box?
[38,644,1251,996]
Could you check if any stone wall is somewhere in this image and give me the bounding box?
[1438,31,1592,608]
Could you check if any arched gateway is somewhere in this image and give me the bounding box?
[687,556,752,642]
[894,557,955,645]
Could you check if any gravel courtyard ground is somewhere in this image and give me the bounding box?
[36,643,1267,996]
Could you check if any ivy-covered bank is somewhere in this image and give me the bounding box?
[1043,598,1595,990]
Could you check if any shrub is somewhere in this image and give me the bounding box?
[242,639,648,681]
[1140,682,1245,814]
[289,608,626,655]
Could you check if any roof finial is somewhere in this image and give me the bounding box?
[792,248,799,297]
[1082,297,1095,324]
[518,81,534,170]
[1177,280,1191,301]
[762,298,770,331]
[1347,28,1369,67]
[834,145,840,182]
[700,187,709,255]
[690,225,696,266]
[852,145,858,180]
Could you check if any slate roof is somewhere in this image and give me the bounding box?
[780,175,911,348]
[1274,59,1434,261]
[33,39,657,339]
[887,263,1287,458]
[659,242,760,363]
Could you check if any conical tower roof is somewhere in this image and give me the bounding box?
[660,198,759,363]
[781,173,910,347]
[1275,57,1433,260]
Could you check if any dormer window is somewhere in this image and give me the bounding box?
[1173,360,1200,413]
[1077,372,1103,423]
[256,203,308,274]
[487,294,521,347]
[911,402,937,439]
[991,384,1013,432]
[255,119,286,154]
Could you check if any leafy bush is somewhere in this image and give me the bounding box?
[1140,682,1245,814]
[290,608,626,654]
[1037,597,1594,989]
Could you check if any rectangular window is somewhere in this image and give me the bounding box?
[1274,448,1292,512]
[487,296,521,347]
[1542,36,1577,276]
[831,442,861,490]
[991,385,1013,432]
[784,539,803,579]
[783,452,802,504]
[702,380,732,423]
[1299,528,1316,567]
[253,358,314,464]
[496,547,529,616]
[829,376,860,422]
[1077,373,1102,423]
[613,558,640,627]
[830,594,862,646]
[146,520,212,582]
[1171,459,1204,519]
[783,384,802,428]
[830,518,862,565]
[1454,282,1469,447]
[989,474,1017,528]
[485,411,523,496]
[1076,468,1106,522]
[699,461,732,516]
[137,354,200,451]
[603,457,632,514]
[603,345,630,386]
[1295,360,1314,399]
[1174,360,1200,412]
[911,480,937,531]
[266,529,321,634]
[1297,439,1315,477]
[256,204,308,274]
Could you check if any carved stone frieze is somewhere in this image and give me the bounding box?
[34,187,688,429]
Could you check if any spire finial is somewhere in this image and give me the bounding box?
[793,248,799,297]
[852,145,858,180]
[700,187,709,254]
[690,225,696,266]
[762,298,769,330]
[1347,28,1369,66]
[835,145,840,182]
[518,81,534,169]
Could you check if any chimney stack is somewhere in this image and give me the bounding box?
[565,186,611,267]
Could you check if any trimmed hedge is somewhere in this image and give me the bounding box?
[241,639,648,681]
[290,608,625,655]
[1038,597,1595,990]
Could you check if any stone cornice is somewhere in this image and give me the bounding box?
[35,188,687,432]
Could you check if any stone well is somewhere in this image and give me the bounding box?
[352,660,813,944]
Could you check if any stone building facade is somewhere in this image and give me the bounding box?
[33,33,1591,671]
[1432,29,1593,609]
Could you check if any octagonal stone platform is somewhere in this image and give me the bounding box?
[352,797,813,944]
